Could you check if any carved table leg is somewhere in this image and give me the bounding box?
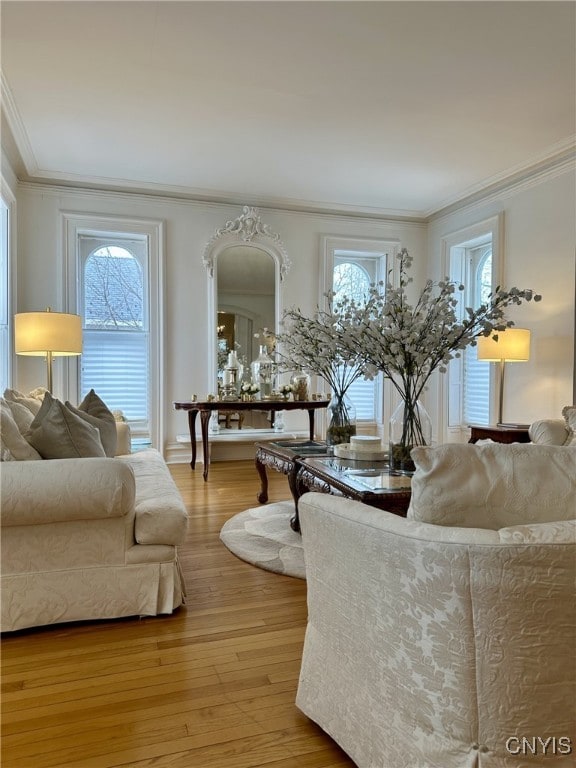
[200,411,212,481]
[255,454,269,503]
[188,410,198,469]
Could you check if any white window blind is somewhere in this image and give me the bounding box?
[463,248,492,425]
[333,252,384,422]
[78,235,150,435]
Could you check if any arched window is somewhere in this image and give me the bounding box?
[332,250,384,422]
[84,246,144,329]
[333,262,371,306]
[463,246,493,425]
[79,236,149,430]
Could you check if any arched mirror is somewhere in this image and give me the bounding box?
[204,206,291,396]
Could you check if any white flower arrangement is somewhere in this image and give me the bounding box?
[240,382,260,395]
[279,383,293,396]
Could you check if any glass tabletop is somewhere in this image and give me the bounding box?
[310,457,412,492]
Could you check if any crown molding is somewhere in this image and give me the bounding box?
[0,73,38,176]
[427,137,576,222]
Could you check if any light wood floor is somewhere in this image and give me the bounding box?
[1,460,355,768]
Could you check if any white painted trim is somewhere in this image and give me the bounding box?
[204,207,287,395]
[0,73,38,176]
[320,235,400,431]
[427,139,575,222]
[437,214,504,443]
[61,212,165,452]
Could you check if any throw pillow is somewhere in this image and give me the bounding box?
[529,419,571,446]
[562,405,576,446]
[66,389,117,457]
[3,388,43,415]
[407,443,576,530]
[25,392,106,459]
[2,397,36,435]
[0,399,42,461]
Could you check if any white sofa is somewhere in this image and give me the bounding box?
[296,444,576,768]
[0,392,188,632]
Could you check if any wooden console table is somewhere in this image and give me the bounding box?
[174,399,329,480]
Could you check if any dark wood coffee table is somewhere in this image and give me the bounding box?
[293,456,412,532]
[255,440,329,530]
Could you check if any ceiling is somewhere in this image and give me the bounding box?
[1,1,575,219]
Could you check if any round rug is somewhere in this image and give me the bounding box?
[220,501,305,579]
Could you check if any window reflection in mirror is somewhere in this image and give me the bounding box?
[216,245,276,387]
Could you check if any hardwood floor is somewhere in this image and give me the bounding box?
[1,460,355,768]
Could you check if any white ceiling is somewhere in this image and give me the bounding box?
[1,1,575,218]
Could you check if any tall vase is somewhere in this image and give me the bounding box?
[389,397,432,474]
[251,345,275,399]
[326,393,357,446]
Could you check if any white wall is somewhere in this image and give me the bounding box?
[427,167,575,438]
[13,183,426,456]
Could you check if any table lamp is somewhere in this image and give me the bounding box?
[14,308,82,393]
[476,328,531,426]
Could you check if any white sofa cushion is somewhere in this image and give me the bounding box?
[408,443,576,529]
[120,449,188,546]
[26,392,106,459]
[1,457,136,526]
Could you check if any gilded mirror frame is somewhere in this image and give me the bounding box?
[203,206,291,393]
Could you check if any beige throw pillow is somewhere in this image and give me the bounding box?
[0,399,42,460]
[3,388,43,415]
[66,389,117,457]
[25,392,106,459]
[407,443,576,530]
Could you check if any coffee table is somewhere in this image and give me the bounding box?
[254,439,329,510]
[293,456,412,532]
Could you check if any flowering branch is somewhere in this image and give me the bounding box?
[275,296,374,398]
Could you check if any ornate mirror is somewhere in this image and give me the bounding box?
[203,206,291,396]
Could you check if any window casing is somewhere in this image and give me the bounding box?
[65,214,163,450]
[322,237,397,426]
[443,214,502,442]
[79,238,149,429]
[0,196,10,393]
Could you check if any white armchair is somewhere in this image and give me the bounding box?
[296,445,576,768]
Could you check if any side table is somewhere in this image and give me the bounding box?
[468,424,531,444]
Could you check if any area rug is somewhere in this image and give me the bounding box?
[220,501,306,579]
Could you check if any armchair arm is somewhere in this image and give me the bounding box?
[1,458,135,526]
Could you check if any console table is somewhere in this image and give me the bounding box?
[174,399,329,480]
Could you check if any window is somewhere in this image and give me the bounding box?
[322,237,394,424]
[65,214,164,449]
[0,196,10,393]
[80,239,149,427]
[462,246,493,424]
[333,256,376,420]
[443,215,502,441]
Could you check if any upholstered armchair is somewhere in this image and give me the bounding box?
[296,444,576,768]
